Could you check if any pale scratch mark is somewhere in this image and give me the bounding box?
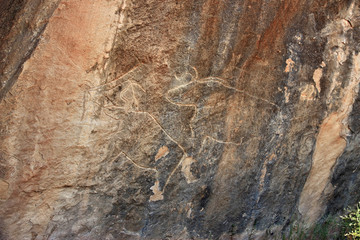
[167,77,279,108]
[162,155,187,193]
[119,228,141,237]
[85,91,102,108]
[97,99,191,195]
[198,136,211,153]
[131,81,146,92]
[89,64,142,91]
[133,111,187,155]
[115,149,164,203]
[174,73,182,82]
[190,65,199,81]
[88,80,146,119]
[129,110,189,194]
[103,105,126,111]
[103,109,124,121]
[200,77,280,108]
[0,150,21,162]
[109,0,127,53]
[166,81,195,93]
[80,91,88,121]
[173,65,199,83]
[106,109,191,199]
[119,81,145,108]
[204,135,243,146]
[54,45,83,71]
[164,95,196,138]
[89,77,193,197]
[119,151,158,173]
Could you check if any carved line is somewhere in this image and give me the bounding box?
[164,95,196,138]
[119,151,158,173]
[204,135,243,146]
[89,65,143,91]
[100,107,189,195]
[167,76,279,108]
[127,111,189,194]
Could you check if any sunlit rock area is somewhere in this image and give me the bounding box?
[0,0,359,239]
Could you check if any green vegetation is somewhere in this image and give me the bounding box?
[282,216,343,240]
[282,201,360,240]
[341,202,360,239]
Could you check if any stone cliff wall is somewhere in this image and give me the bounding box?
[0,0,359,239]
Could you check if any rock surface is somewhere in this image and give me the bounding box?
[0,0,360,239]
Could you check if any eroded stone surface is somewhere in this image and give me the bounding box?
[0,0,360,239]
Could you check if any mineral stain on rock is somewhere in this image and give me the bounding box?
[0,0,360,239]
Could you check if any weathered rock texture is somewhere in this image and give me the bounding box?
[1,0,360,239]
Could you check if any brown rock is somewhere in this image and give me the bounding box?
[0,0,360,239]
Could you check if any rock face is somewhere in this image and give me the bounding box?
[0,0,360,239]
